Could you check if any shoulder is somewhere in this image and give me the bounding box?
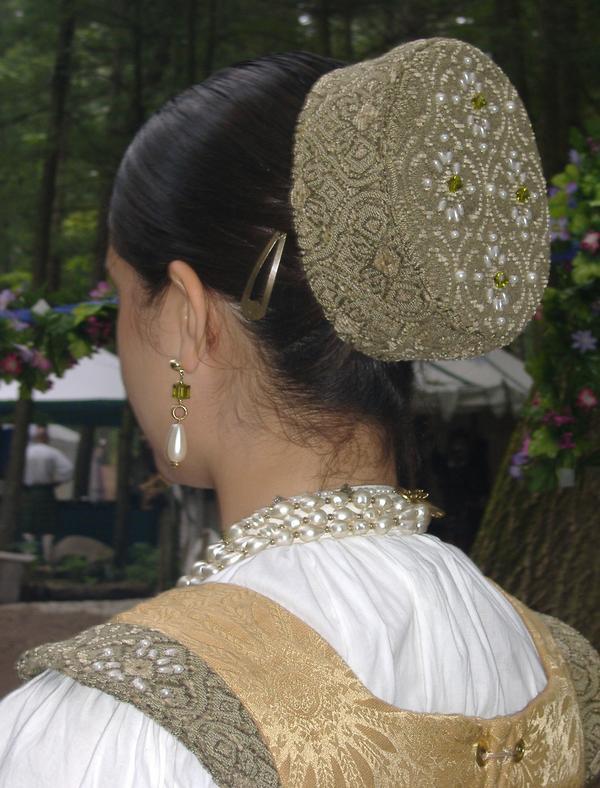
[10,617,280,788]
[0,669,212,788]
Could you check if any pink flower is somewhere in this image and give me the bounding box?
[554,413,575,426]
[576,387,598,409]
[89,281,112,299]
[0,353,23,375]
[542,410,575,426]
[581,231,600,255]
[31,351,52,373]
[559,432,576,450]
[15,344,34,363]
[533,305,544,321]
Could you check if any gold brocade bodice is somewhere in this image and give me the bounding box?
[112,583,585,787]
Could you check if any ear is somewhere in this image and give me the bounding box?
[167,260,212,374]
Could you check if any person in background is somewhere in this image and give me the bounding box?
[21,426,73,538]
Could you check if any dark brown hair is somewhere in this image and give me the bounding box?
[108,51,419,484]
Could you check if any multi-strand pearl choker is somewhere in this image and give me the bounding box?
[177,484,445,587]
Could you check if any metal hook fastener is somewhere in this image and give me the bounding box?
[240,231,287,321]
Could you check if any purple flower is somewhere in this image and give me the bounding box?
[571,329,597,353]
[0,289,16,310]
[509,464,524,479]
[548,186,560,198]
[550,216,569,242]
[568,149,582,166]
[14,344,34,363]
[565,181,578,195]
[9,318,28,331]
[512,451,529,466]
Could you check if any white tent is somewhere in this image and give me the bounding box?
[413,349,532,420]
[0,350,126,425]
[0,348,531,424]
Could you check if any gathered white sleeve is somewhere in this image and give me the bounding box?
[0,669,216,788]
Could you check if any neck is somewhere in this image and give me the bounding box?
[210,422,398,530]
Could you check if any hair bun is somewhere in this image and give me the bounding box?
[290,37,549,361]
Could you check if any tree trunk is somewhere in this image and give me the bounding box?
[0,393,33,549]
[203,0,217,78]
[187,0,198,84]
[31,0,76,290]
[92,34,126,283]
[158,491,180,591]
[317,0,332,56]
[470,418,600,651]
[490,0,530,109]
[536,0,580,176]
[113,403,135,567]
[73,425,95,499]
[131,0,145,130]
[342,0,354,61]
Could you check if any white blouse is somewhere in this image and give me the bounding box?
[0,530,547,787]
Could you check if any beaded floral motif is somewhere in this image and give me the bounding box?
[17,622,281,787]
[424,150,475,223]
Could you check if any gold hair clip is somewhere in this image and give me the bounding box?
[240,231,287,320]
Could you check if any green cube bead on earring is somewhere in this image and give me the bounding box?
[172,382,191,400]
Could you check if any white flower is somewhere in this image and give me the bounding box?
[459,71,481,92]
[31,299,51,316]
[483,245,506,268]
[512,205,532,228]
[467,113,490,137]
[507,156,527,185]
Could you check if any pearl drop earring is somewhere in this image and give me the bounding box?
[166,359,190,467]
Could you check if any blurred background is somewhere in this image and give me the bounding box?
[0,0,598,697]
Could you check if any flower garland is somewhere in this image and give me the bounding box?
[0,282,117,396]
[509,139,600,491]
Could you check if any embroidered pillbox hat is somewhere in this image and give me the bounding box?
[290,37,549,361]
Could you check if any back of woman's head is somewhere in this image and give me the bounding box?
[108,51,419,484]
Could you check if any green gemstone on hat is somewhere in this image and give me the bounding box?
[494,271,509,289]
[172,382,191,400]
[515,185,530,203]
[471,93,487,110]
[447,174,463,193]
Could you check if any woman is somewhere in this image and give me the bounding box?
[0,38,595,787]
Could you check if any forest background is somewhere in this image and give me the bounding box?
[1,0,599,294]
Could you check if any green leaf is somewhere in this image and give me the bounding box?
[572,259,600,285]
[528,426,560,459]
[68,336,92,360]
[526,462,556,493]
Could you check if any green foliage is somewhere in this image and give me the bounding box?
[512,142,600,491]
[54,554,98,583]
[0,287,117,394]
[123,542,158,586]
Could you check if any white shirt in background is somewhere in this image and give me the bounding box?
[23,443,73,486]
